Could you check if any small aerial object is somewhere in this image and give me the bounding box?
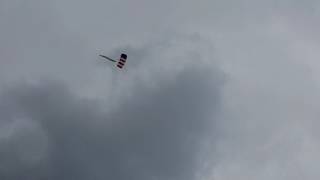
[99,53,128,69]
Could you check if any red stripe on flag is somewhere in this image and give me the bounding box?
[118,61,125,66]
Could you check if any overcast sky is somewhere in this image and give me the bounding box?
[1,0,320,180]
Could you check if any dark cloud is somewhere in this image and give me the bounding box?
[0,63,223,180]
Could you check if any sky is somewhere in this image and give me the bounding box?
[1,0,320,179]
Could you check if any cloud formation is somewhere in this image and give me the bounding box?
[0,62,222,180]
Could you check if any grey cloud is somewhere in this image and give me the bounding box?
[0,62,223,180]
